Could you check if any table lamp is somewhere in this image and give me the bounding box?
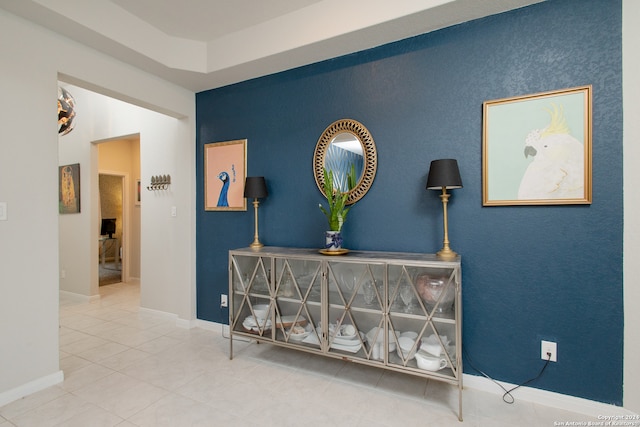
[426,159,462,259]
[244,177,268,249]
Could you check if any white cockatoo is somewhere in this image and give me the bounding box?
[517,104,584,200]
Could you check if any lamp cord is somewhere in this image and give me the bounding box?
[463,347,552,404]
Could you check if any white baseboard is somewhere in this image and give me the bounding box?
[175,318,197,329]
[138,306,196,329]
[463,373,638,418]
[195,319,225,333]
[59,290,100,302]
[196,320,253,343]
[0,370,64,407]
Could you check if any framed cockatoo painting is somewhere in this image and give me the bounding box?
[482,86,592,206]
[204,139,247,211]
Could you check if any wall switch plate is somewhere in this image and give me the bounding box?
[171,206,177,217]
[0,202,7,220]
[541,340,557,362]
[220,294,228,307]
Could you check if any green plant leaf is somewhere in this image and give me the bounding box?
[318,166,356,232]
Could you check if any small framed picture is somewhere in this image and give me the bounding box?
[59,163,81,214]
[204,139,247,211]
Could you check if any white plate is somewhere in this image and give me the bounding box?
[289,331,310,342]
[332,335,361,346]
[242,316,271,331]
[276,315,307,328]
[319,328,361,346]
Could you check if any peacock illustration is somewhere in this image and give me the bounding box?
[217,171,230,207]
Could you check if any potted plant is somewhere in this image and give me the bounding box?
[318,165,356,250]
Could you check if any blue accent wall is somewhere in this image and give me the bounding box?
[196,0,622,405]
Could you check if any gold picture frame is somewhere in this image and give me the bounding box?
[59,163,81,214]
[204,139,247,211]
[482,86,592,206]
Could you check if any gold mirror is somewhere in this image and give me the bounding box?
[313,119,377,205]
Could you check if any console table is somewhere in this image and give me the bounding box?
[228,246,463,420]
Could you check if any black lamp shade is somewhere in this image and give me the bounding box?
[426,159,463,190]
[244,177,268,198]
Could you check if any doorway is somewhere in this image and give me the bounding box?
[96,135,141,287]
[99,174,124,286]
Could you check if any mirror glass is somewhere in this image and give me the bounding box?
[325,132,364,192]
[313,119,377,205]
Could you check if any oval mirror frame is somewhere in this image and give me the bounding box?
[313,119,377,205]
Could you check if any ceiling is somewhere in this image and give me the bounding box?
[0,0,542,92]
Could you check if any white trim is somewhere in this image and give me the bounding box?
[195,319,225,332]
[59,290,100,302]
[175,318,197,329]
[0,371,64,407]
[463,373,639,418]
[138,306,176,319]
[138,306,195,329]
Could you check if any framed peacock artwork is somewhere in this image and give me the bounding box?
[482,85,592,206]
[204,139,247,211]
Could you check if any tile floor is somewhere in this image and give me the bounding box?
[0,281,601,426]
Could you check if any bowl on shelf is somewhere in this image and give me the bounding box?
[415,273,454,313]
[288,324,309,342]
[396,336,416,360]
[242,315,272,333]
[337,324,357,339]
[415,350,447,371]
[252,304,269,320]
[400,331,418,340]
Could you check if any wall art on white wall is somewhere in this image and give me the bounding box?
[59,163,81,214]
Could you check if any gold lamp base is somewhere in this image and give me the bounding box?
[249,198,263,250]
[436,246,457,259]
[436,188,458,259]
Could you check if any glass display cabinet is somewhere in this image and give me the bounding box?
[229,247,463,421]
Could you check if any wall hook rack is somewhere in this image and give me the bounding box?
[147,174,171,191]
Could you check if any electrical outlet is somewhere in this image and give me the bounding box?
[220,294,228,307]
[541,340,557,362]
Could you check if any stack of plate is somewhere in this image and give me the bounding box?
[242,316,271,333]
[327,325,362,353]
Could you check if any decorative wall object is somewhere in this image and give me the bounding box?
[482,86,592,206]
[57,86,76,136]
[59,163,80,214]
[313,119,377,205]
[204,139,247,211]
[146,174,171,191]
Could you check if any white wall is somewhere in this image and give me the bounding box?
[623,0,640,414]
[0,9,195,404]
[58,86,190,304]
